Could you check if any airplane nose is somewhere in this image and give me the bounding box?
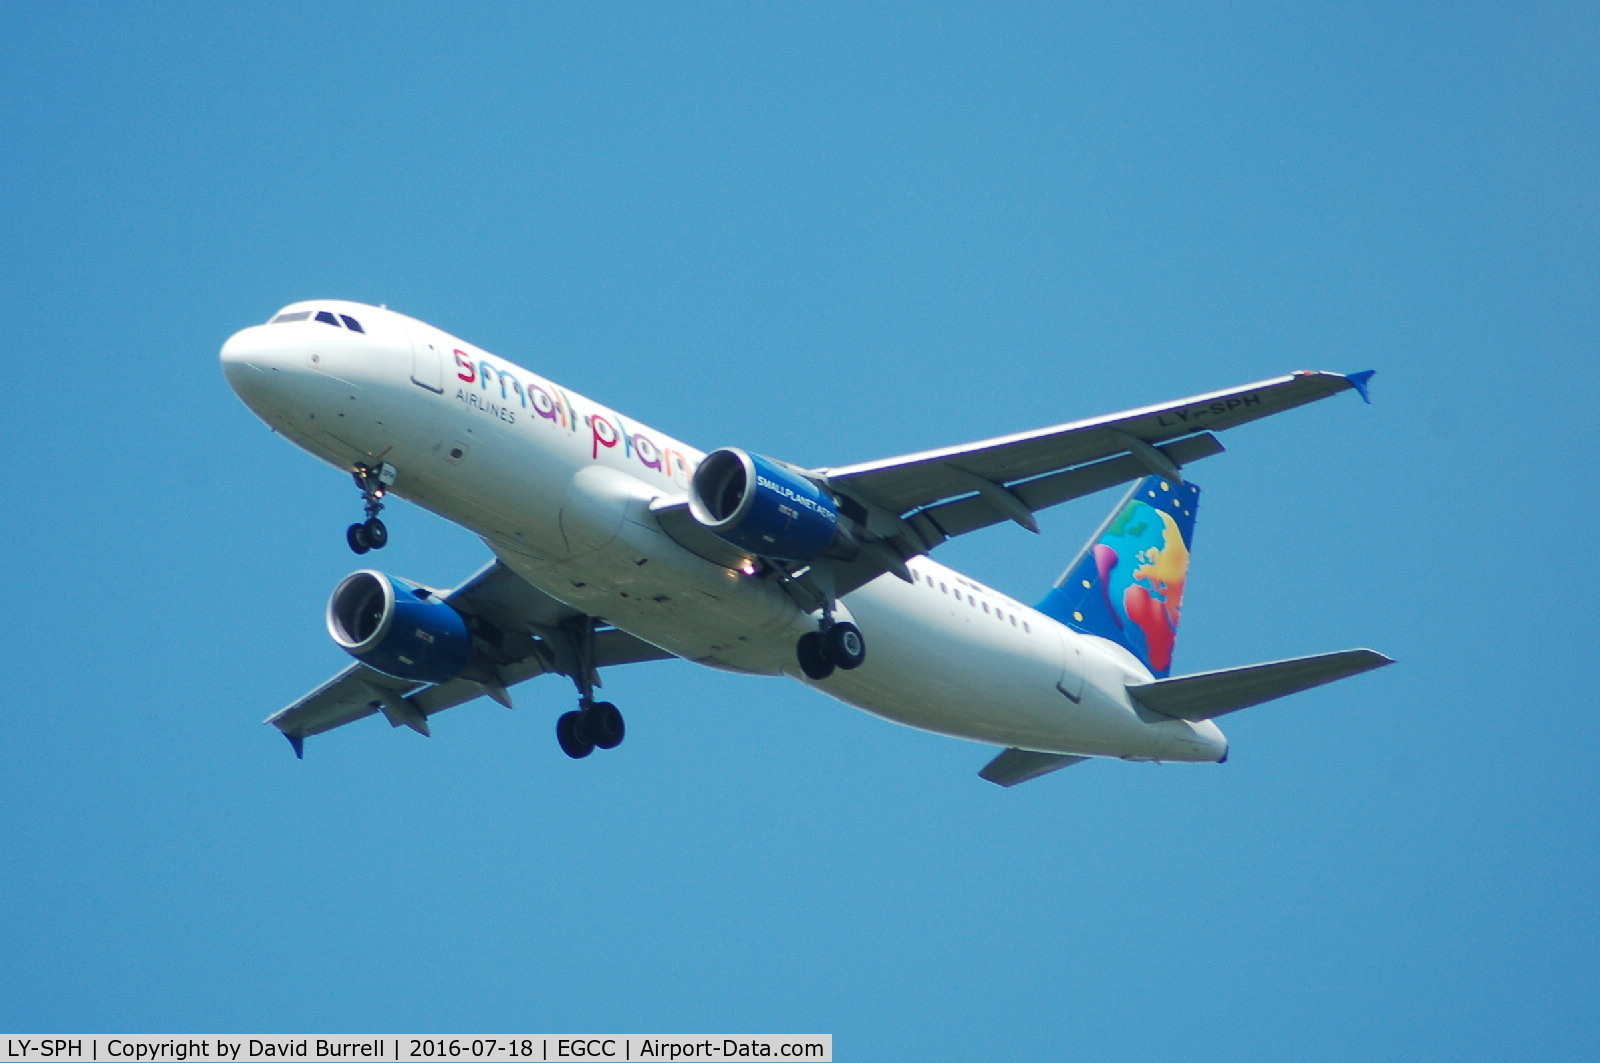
[220,326,261,371]
[220,325,290,410]
[220,328,258,393]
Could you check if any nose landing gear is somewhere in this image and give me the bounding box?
[346,462,396,555]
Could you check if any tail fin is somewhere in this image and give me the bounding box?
[1036,474,1201,678]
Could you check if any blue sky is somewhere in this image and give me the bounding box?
[2,2,1596,1057]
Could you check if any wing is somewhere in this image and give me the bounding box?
[825,370,1370,517]
[265,560,675,755]
[840,370,1369,581]
[657,370,1371,601]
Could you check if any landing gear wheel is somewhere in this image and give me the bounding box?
[797,631,836,680]
[347,462,396,551]
[587,701,625,750]
[556,710,595,759]
[825,622,866,670]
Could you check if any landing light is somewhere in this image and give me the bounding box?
[739,559,758,576]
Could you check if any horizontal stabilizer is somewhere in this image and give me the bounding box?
[979,748,1090,787]
[1127,649,1393,721]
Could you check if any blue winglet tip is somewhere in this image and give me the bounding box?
[1346,369,1376,404]
[285,733,305,760]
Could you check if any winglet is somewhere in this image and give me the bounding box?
[1345,370,1376,404]
[285,732,305,759]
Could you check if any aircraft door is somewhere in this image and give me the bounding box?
[408,326,445,394]
[1056,629,1085,703]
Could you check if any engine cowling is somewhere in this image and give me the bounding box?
[326,570,475,684]
[689,448,841,563]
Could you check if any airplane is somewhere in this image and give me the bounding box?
[220,300,1391,786]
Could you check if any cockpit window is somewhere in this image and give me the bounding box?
[270,308,364,330]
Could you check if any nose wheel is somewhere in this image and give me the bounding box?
[346,518,387,554]
[346,462,396,554]
[796,621,866,680]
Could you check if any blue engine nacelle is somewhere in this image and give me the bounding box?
[689,448,842,563]
[326,570,475,684]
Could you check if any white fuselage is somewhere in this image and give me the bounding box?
[220,301,1227,763]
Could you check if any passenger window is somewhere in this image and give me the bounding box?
[340,315,365,333]
[982,602,990,614]
[271,311,311,323]
[1023,622,1031,634]
[315,310,341,327]
[1010,615,1018,626]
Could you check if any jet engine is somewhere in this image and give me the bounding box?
[326,570,475,684]
[689,448,844,563]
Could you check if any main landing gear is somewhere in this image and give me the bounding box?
[775,566,865,681]
[796,619,866,681]
[346,461,396,555]
[554,617,627,759]
[556,700,625,760]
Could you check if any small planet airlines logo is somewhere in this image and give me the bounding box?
[756,475,835,518]
[1085,481,1195,674]
[1116,505,1189,673]
[453,350,694,485]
